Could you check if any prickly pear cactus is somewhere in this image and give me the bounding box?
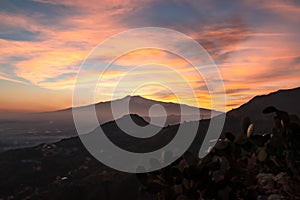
[138,107,300,200]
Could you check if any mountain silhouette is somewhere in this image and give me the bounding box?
[67,95,221,126]
[0,95,221,152]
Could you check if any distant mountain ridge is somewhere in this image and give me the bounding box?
[75,96,221,122]
[0,95,220,152]
[46,95,222,127]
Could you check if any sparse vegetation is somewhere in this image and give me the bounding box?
[137,107,300,200]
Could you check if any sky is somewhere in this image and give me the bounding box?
[0,0,300,112]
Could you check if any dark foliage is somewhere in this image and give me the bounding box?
[137,107,300,200]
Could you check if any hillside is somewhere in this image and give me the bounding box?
[223,87,300,133]
[0,114,210,199]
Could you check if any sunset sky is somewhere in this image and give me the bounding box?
[1,0,300,112]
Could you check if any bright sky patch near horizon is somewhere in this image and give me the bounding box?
[0,0,300,112]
